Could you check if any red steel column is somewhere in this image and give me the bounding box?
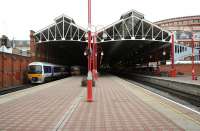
[192,33,196,80]
[170,32,176,77]
[95,37,97,79]
[92,33,97,80]
[171,33,175,69]
[87,0,93,102]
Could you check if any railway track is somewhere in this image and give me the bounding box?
[120,74,200,111]
[0,84,34,96]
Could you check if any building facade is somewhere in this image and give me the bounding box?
[155,16,200,75]
[155,16,200,61]
[154,15,200,48]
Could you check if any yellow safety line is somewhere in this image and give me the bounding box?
[118,78,200,126]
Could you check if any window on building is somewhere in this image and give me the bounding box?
[178,46,180,53]
[183,21,188,24]
[175,45,177,53]
[193,19,199,23]
[180,46,182,53]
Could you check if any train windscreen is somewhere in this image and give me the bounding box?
[28,65,42,74]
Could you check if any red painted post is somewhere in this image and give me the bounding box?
[92,33,97,80]
[170,32,176,77]
[87,0,93,102]
[192,33,196,80]
[171,33,174,69]
[92,35,95,79]
[95,38,98,80]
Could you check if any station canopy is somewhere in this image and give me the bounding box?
[34,14,87,42]
[33,10,171,67]
[96,10,171,66]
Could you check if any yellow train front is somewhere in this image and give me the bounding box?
[28,62,69,84]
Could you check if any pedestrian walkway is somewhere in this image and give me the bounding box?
[0,76,200,131]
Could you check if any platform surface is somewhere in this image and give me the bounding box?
[0,76,200,131]
[150,75,200,86]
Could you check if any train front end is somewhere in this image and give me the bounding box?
[28,64,44,84]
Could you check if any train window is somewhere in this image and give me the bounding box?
[44,66,52,73]
[54,67,61,73]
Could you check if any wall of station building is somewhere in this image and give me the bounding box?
[0,31,35,90]
[0,52,32,90]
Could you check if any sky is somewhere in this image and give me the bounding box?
[0,0,199,40]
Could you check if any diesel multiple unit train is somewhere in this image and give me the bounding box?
[28,62,69,84]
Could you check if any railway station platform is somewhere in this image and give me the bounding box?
[0,76,200,131]
[147,75,200,86]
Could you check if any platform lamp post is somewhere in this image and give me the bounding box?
[92,32,97,80]
[100,51,104,65]
[86,0,93,102]
[92,25,105,80]
[170,32,176,77]
[99,32,107,67]
[191,32,196,80]
[162,49,166,64]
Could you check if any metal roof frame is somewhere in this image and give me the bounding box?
[34,15,87,43]
[96,14,171,43]
[34,11,171,44]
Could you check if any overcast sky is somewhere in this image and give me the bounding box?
[0,0,199,40]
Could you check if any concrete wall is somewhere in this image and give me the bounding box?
[160,64,200,75]
[0,52,31,90]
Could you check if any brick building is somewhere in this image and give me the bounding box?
[0,33,35,90]
[154,15,200,48]
[155,16,200,75]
